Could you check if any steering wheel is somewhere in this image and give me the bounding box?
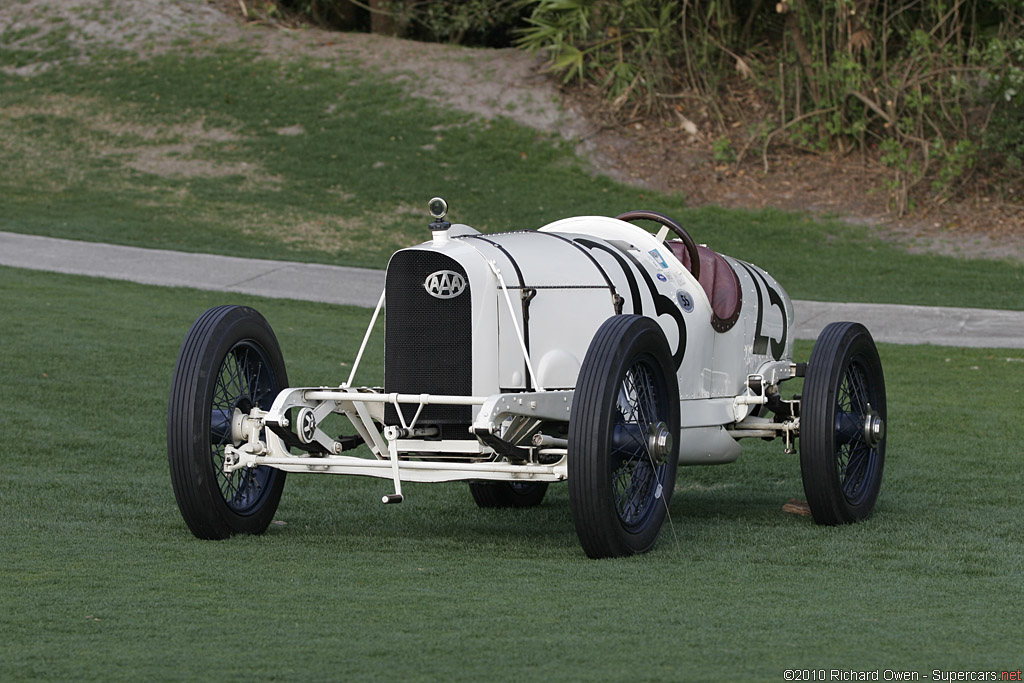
[615,210,701,281]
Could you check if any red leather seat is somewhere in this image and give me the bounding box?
[666,241,742,333]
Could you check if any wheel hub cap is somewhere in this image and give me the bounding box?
[647,422,673,465]
[863,404,885,448]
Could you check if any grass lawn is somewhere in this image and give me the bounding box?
[2,266,1021,680]
[1,44,1022,309]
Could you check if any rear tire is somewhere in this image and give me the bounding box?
[800,322,887,525]
[568,315,679,558]
[168,305,288,539]
[469,482,549,508]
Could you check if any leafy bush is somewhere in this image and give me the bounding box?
[516,0,1024,214]
[274,0,1022,213]
[516,0,684,114]
[400,0,526,45]
[773,1,1023,212]
[982,36,1024,175]
[276,0,527,45]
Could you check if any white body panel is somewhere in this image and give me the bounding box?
[224,214,802,490]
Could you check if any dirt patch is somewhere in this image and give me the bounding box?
[241,201,422,255]
[274,124,305,137]
[3,0,1021,262]
[121,144,273,182]
[563,87,1024,262]
[1,92,281,186]
[0,0,240,75]
[212,15,593,141]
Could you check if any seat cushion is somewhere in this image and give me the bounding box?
[666,241,742,333]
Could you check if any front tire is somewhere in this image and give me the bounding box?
[800,322,887,525]
[568,315,680,558]
[168,305,288,539]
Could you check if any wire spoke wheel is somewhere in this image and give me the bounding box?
[210,341,278,513]
[800,322,887,525]
[612,362,664,530]
[168,305,288,539]
[569,315,679,559]
[834,362,873,503]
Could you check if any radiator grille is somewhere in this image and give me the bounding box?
[384,250,473,438]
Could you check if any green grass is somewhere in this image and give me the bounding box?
[1,46,1023,308]
[2,266,1022,680]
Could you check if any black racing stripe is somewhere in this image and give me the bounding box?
[531,230,618,296]
[616,247,687,370]
[738,261,788,361]
[463,234,532,389]
[574,238,643,315]
[464,234,525,287]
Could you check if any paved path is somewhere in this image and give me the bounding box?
[0,231,385,307]
[2,231,1021,348]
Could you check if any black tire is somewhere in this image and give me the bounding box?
[568,315,680,559]
[168,305,288,539]
[800,322,887,525]
[469,481,549,508]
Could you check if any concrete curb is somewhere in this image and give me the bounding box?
[2,231,1021,348]
[793,300,1022,349]
[0,230,385,307]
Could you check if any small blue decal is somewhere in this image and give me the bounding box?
[656,273,667,282]
[648,248,668,269]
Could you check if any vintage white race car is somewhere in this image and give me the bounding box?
[168,199,887,558]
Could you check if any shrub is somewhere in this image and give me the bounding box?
[516,0,685,114]
[517,0,1024,214]
[275,0,528,45]
[981,35,1024,175]
[273,0,1023,213]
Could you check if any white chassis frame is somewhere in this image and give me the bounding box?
[223,262,802,504]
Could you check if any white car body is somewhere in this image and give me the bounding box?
[223,214,799,488]
[171,201,887,557]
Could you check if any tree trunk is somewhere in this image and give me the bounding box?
[370,0,401,37]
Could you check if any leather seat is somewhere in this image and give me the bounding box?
[666,241,742,333]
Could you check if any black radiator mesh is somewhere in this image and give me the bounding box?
[384,250,473,438]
